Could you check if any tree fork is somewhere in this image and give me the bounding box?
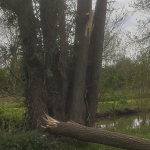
[43,114,150,150]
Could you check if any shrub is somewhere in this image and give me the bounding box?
[0,130,55,150]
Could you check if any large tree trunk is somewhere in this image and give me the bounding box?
[1,0,49,127]
[16,0,49,127]
[70,0,92,125]
[43,115,150,150]
[86,0,107,126]
[0,0,49,128]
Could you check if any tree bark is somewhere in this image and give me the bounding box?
[70,0,92,125]
[39,0,62,120]
[86,0,107,126]
[57,0,69,121]
[15,0,48,127]
[43,115,150,150]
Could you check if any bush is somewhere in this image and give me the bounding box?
[118,99,127,105]
[0,130,55,150]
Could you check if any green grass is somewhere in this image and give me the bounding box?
[97,98,150,114]
[0,100,25,131]
[0,102,25,119]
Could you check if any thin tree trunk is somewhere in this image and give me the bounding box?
[43,115,150,150]
[70,0,92,125]
[39,0,61,120]
[39,0,58,70]
[86,0,107,126]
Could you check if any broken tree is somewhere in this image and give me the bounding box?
[43,114,150,150]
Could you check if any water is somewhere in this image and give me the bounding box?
[96,112,150,129]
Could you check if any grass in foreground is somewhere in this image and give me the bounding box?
[1,126,150,150]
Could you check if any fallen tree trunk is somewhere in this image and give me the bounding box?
[42,114,150,150]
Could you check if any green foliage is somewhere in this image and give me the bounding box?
[0,68,7,90]
[46,68,53,78]
[99,54,150,109]
[0,68,7,81]
[0,101,25,130]
[98,96,150,117]
[0,101,55,150]
[56,138,122,150]
[118,99,127,105]
[0,130,54,150]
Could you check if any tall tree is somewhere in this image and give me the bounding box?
[0,0,107,127]
[86,0,107,126]
[70,0,92,125]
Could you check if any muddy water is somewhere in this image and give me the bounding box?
[96,112,150,129]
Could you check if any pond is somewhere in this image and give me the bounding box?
[96,112,150,129]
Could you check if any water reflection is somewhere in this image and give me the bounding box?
[96,112,150,129]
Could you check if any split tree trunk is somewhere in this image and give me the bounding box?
[86,0,108,126]
[70,0,92,125]
[43,115,150,150]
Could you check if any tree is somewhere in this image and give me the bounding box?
[132,0,150,50]
[0,68,7,91]
[0,0,107,127]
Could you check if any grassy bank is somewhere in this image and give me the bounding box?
[97,98,150,116]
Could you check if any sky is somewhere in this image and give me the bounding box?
[113,0,150,59]
[0,1,148,47]
[114,0,148,32]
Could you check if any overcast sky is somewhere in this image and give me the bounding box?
[0,1,148,47]
[114,0,148,32]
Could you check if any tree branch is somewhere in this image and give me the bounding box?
[43,114,150,150]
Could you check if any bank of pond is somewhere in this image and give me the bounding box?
[0,98,150,150]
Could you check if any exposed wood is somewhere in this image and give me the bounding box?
[74,0,92,48]
[85,10,94,37]
[43,115,150,150]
